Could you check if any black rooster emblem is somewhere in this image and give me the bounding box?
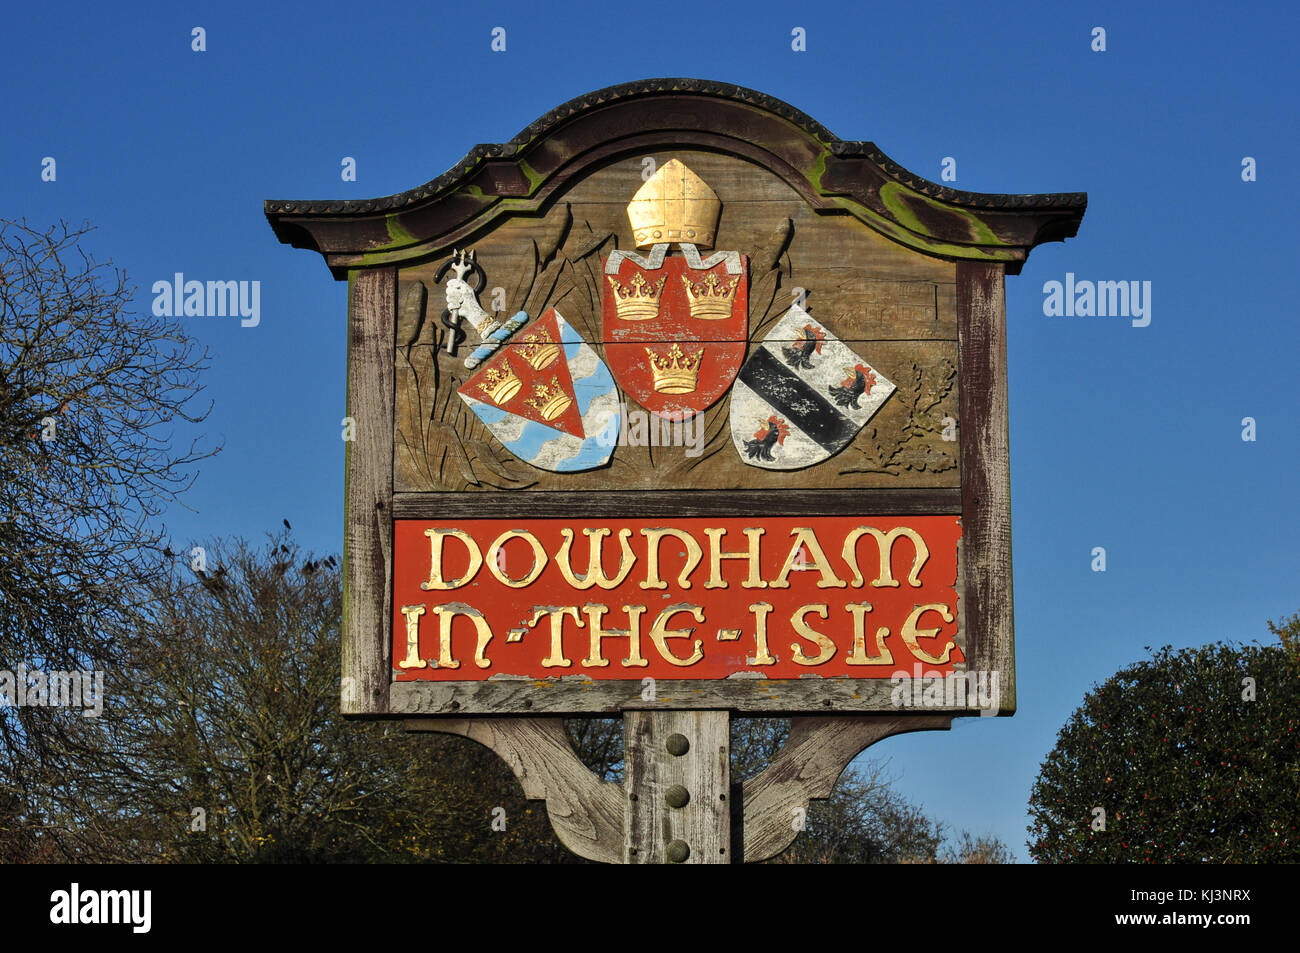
[781,324,826,369]
[743,415,791,461]
[828,364,876,409]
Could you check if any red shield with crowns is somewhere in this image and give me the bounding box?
[600,253,748,422]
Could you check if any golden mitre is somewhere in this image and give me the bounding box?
[626,158,721,249]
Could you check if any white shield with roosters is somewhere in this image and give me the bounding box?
[729,303,896,470]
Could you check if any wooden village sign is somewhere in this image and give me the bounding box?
[265,79,1085,863]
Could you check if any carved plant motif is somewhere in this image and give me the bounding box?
[840,358,957,476]
[395,205,655,491]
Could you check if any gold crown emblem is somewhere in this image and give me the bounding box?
[681,271,739,320]
[607,272,665,321]
[519,328,560,370]
[645,342,703,395]
[478,362,522,404]
[626,158,721,249]
[523,376,573,421]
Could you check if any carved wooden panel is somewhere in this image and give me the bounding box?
[393,151,960,494]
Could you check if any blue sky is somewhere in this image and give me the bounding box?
[4,1,1297,861]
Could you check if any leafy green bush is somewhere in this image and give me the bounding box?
[1028,624,1300,863]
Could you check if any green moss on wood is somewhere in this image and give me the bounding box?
[384,216,417,248]
[516,160,544,195]
[879,182,1003,246]
[832,195,1016,263]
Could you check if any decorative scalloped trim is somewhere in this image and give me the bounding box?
[264,78,1085,217]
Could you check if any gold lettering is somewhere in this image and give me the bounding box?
[841,526,930,588]
[581,604,649,668]
[421,528,483,590]
[704,527,767,589]
[527,606,582,668]
[771,527,847,589]
[790,604,835,666]
[900,603,955,664]
[428,603,496,670]
[648,604,705,666]
[398,604,428,669]
[845,603,893,666]
[557,528,637,590]
[486,530,547,588]
[747,602,776,665]
[640,527,703,590]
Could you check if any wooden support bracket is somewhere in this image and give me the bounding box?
[406,717,625,864]
[735,714,952,863]
[409,712,951,864]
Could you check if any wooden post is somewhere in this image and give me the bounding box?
[957,261,1016,713]
[624,711,730,864]
[342,267,394,716]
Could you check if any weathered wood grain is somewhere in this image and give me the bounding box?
[342,268,394,715]
[394,335,961,495]
[264,81,1080,866]
[625,711,730,863]
[957,261,1015,714]
[392,487,962,518]
[268,83,1084,279]
[402,152,957,308]
[736,714,951,862]
[390,676,983,716]
[405,717,625,863]
[392,152,964,494]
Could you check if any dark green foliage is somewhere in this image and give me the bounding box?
[1027,628,1300,863]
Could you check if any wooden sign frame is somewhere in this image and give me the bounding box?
[266,79,1084,862]
[266,79,1084,720]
